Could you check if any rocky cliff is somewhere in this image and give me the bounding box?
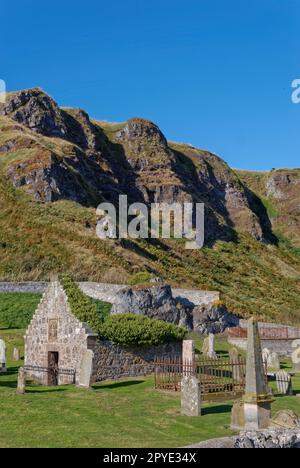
[0,88,272,243]
[1,88,300,323]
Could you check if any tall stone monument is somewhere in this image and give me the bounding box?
[243,319,272,430]
[0,339,6,373]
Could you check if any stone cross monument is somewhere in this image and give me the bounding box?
[243,318,272,430]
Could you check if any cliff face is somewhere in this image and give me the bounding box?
[1,88,300,323]
[0,88,272,243]
[238,169,300,247]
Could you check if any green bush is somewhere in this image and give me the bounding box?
[0,293,41,329]
[60,274,109,330]
[128,271,152,286]
[99,313,186,346]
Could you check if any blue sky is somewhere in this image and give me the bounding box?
[1,0,299,170]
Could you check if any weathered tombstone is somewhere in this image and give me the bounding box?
[181,375,201,416]
[78,350,94,388]
[269,352,280,371]
[208,333,217,359]
[275,370,293,396]
[291,347,300,373]
[0,339,6,373]
[202,336,209,356]
[182,340,195,376]
[243,319,272,430]
[231,400,245,430]
[270,410,299,429]
[229,347,242,382]
[16,367,26,394]
[13,347,20,361]
[262,348,270,369]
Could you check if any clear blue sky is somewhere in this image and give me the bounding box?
[1,0,299,170]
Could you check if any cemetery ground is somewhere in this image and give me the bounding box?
[1,329,300,448]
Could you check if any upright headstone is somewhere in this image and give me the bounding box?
[16,367,26,394]
[202,336,209,356]
[243,319,272,430]
[275,370,293,396]
[78,350,94,388]
[0,339,6,373]
[182,340,195,376]
[262,348,270,369]
[13,348,20,361]
[269,352,280,371]
[230,347,242,382]
[291,347,300,373]
[181,375,201,416]
[208,333,217,359]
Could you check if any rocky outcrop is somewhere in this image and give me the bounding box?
[111,284,190,326]
[192,302,239,334]
[235,430,300,449]
[111,283,238,333]
[0,88,276,244]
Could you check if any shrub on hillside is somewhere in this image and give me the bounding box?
[99,313,186,346]
[128,271,152,286]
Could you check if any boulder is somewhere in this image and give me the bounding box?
[192,303,239,334]
[111,284,191,326]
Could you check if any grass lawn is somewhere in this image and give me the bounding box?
[1,329,300,448]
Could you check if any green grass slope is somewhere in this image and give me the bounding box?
[1,176,300,323]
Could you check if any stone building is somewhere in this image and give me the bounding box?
[24,280,181,387]
[24,281,97,386]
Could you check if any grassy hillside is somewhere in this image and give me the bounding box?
[1,89,300,325]
[1,179,300,323]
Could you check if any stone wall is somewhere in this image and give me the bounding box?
[0,282,47,294]
[0,281,220,306]
[228,337,297,356]
[228,321,300,356]
[91,341,182,383]
[24,282,97,385]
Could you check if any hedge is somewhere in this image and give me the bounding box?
[98,313,186,346]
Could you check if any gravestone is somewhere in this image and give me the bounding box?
[182,340,195,376]
[243,319,272,430]
[78,350,94,388]
[291,347,300,373]
[229,347,242,382]
[181,375,201,416]
[262,348,270,369]
[0,339,6,373]
[208,333,217,359]
[202,337,209,356]
[13,348,20,361]
[16,367,25,394]
[231,400,245,430]
[271,410,299,429]
[276,370,293,396]
[269,352,280,371]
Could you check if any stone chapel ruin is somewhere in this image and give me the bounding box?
[24,280,180,387]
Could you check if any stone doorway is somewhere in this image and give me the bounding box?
[48,351,59,386]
